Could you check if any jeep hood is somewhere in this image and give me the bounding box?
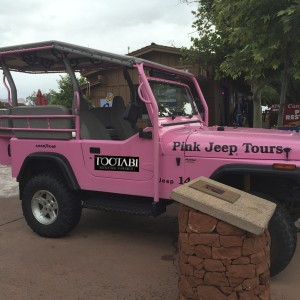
[161,125,300,161]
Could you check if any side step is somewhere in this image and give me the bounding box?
[83,193,167,217]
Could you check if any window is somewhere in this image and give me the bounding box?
[149,81,196,118]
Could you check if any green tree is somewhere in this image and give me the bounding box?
[261,85,279,106]
[287,79,300,103]
[276,1,300,125]
[182,0,229,77]
[49,74,87,108]
[25,91,37,106]
[183,0,300,127]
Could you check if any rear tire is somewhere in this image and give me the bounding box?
[22,173,82,237]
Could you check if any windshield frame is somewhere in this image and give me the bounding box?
[147,76,203,126]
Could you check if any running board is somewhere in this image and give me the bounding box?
[83,193,167,217]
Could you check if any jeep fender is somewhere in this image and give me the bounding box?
[210,163,300,184]
[17,153,80,194]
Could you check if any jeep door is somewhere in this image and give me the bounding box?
[81,135,153,182]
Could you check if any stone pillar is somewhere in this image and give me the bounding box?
[178,205,271,300]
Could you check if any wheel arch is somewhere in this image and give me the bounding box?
[211,163,300,184]
[17,152,80,198]
[210,163,300,219]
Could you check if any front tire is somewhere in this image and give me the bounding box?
[268,203,297,277]
[252,192,297,277]
[22,173,82,237]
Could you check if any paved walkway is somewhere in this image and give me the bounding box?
[0,165,18,198]
[0,165,299,299]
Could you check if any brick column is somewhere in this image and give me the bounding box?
[178,204,271,300]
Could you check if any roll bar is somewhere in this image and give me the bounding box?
[0,58,18,107]
[62,55,81,114]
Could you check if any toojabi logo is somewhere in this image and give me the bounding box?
[95,156,139,172]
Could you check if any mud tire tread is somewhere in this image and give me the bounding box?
[269,202,297,277]
[22,172,82,238]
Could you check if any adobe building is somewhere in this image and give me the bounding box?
[83,43,244,126]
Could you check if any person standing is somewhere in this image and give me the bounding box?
[233,98,246,126]
[246,95,254,128]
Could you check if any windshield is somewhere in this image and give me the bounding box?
[149,81,197,118]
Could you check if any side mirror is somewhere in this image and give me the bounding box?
[124,103,140,124]
[139,130,152,139]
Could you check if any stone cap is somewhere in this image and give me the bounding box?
[171,176,276,235]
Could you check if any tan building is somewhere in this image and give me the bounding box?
[83,43,241,126]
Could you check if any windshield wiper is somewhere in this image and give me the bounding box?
[159,105,176,119]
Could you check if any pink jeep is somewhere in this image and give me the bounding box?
[0,41,298,276]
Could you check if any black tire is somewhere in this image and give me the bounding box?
[268,203,297,277]
[22,173,82,238]
[252,192,297,277]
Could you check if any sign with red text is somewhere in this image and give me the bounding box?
[283,103,300,126]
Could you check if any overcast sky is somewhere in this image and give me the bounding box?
[0,0,197,99]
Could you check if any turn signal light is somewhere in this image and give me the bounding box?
[273,163,296,170]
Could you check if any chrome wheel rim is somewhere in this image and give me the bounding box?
[31,190,58,225]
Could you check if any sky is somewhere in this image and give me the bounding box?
[0,0,198,99]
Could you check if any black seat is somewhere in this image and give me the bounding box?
[111,96,137,140]
[80,96,111,140]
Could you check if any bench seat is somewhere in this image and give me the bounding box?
[0,109,13,135]
[12,105,73,139]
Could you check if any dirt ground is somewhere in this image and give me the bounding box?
[271,236,300,300]
[0,197,179,299]
[0,165,299,299]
